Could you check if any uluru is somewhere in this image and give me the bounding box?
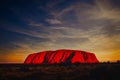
[24,49,99,64]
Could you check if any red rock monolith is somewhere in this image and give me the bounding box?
[24,49,99,64]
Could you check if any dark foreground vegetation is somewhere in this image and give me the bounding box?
[0,62,120,80]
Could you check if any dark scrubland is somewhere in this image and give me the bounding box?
[0,62,120,80]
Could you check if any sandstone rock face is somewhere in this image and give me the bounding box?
[24,49,99,64]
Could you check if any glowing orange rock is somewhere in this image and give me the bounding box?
[24,49,99,64]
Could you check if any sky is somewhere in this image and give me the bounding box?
[0,0,120,63]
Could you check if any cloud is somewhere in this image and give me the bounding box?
[46,19,62,24]
[86,0,120,22]
[101,24,120,37]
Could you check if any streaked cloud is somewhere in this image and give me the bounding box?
[89,0,120,21]
[46,19,62,24]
